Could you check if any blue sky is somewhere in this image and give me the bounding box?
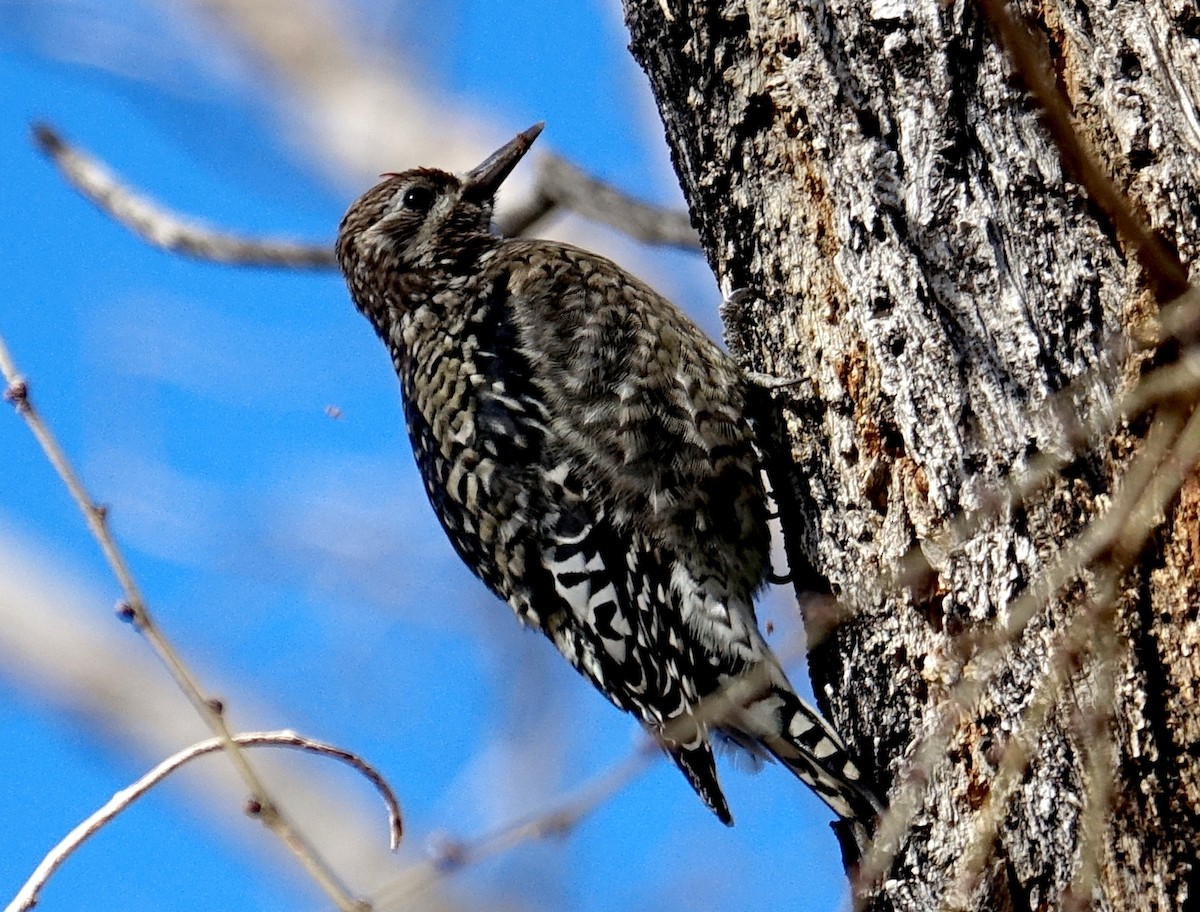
[0,3,848,910]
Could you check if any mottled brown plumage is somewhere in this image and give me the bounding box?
[336,124,878,824]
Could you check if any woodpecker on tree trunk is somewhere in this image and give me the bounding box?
[335,123,880,826]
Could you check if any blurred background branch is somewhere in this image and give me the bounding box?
[30,121,699,269]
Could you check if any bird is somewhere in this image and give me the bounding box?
[335,122,880,826]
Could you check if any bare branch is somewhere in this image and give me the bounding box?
[31,123,336,269]
[501,154,700,250]
[1065,600,1120,911]
[32,123,699,270]
[0,336,365,912]
[5,731,402,912]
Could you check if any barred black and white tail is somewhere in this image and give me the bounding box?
[762,686,882,822]
[670,664,882,827]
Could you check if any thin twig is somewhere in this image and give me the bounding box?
[1063,605,1119,911]
[372,747,654,908]
[1119,342,1200,412]
[5,730,403,912]
[0,337,366,912]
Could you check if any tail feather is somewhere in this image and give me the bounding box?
[668,740,733,825]
[653,659,880,826]
[765,690,883,822]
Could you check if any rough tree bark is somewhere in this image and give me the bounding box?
[623,1,1200,909]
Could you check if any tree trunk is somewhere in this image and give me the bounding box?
[622,1,1200,909]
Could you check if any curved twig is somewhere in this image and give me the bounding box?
[5,730,402,912]
[0,337,363,911]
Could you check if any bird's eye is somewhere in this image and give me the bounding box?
[401,185,435,212]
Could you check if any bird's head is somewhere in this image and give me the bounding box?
[335,123,544,281]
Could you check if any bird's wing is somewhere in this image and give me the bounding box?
[493,241,772,617]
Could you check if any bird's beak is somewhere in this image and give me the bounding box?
[462,122,544,202]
